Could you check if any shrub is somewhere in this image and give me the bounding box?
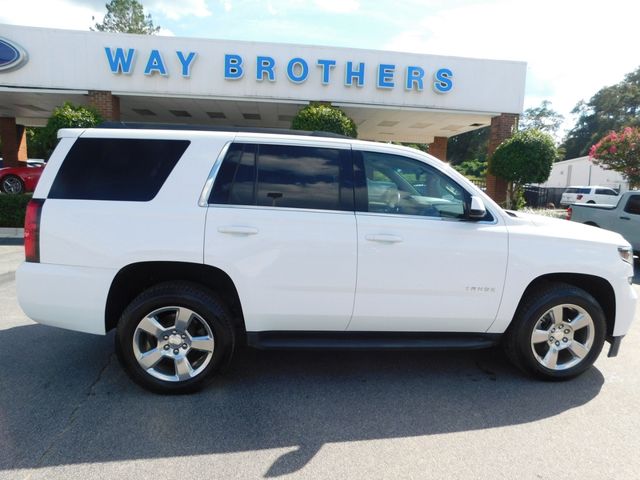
[0,194,31,228]
[291,104,357,138]
[489,129,556,209]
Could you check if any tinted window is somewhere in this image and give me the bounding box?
[578,188,591,194]
[259,144,346,210]
[210,143,347,211]
[210,143,256,205]
[565,188,578,193]
[624,195,640,215]
[596,188,618,195]
[358,151,467,219]
[49,138,189,201]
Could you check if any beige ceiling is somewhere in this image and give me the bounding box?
[0,89,494,143]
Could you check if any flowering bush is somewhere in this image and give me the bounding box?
[589,127,640,187]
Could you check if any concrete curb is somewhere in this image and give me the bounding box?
[0,228,24,239]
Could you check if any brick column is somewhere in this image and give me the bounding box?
[486,113,519,204]
[0,118,28,167]
[87,90,120,121]
[428,136,448,161]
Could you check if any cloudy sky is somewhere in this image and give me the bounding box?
[1,0,638,137]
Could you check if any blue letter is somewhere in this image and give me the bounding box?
[256,56,275,81]
[104,47,135,74]
[316,59,336,84]
[345,62,365,87]
[434,68,453,93]
[144,49,167,76]
[287,57,309,84]
[377,64,395,89]
[406,66,424,91]
[225,54,243,79]
[176,51,196,78]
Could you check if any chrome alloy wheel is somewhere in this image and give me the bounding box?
[530,304,595,371]
[132,306,215,382]
[2,176,23,194]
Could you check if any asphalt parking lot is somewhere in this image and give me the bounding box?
[1,244,640,480]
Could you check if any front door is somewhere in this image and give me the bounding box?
[348,149,508,333]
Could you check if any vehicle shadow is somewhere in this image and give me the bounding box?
[0,324,604,477]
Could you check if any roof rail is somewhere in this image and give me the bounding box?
[97,121,352,139]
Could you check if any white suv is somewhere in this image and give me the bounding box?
[560,186,619,206]
[17,126,637,393]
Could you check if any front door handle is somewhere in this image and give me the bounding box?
[218,226,259,235]
[365,234,403,243]
[620,216,631,220]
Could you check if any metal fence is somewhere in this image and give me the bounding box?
[523,186,566,208]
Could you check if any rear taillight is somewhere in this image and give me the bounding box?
[566,206,572,221]
[24,199,44,263]
[577,194,583,200]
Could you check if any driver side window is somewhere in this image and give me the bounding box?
[360,151,467,219]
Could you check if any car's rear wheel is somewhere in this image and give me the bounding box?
[1,175,25,194]
[116,281,235,394]
[504,282,606,380]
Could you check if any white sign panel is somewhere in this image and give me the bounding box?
[0,24,526,114]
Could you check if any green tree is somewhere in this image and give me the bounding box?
[29,102,103,159]
[291,104,357,138]
[562,66,640,158]
[520,100,564,137]
[489,129,556,209]
[589,127,640,188]
[92,0,160,34]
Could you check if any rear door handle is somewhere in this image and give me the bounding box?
[365,234,403,243]
[218,226,259,235]
[620,216,631,220]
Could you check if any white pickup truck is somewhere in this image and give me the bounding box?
[568,191,640,252]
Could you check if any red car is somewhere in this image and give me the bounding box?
[0,160,46,194]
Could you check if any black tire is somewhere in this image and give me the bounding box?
[587,200,596,204]
[504,282,606,380]
[0,175,25,194]
[584,221,599,227]
[116,281,235,394]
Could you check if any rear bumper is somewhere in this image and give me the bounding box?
[16,262,116,335]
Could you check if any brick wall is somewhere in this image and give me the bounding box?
[428,136,448,161]
[0,118,28,167]
[87,90,120,121]
[486,113,519,203]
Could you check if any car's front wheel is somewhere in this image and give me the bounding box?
[504,282,606,380]
[1,175,25,194]
[116,281,235,393]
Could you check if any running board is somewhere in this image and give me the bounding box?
[247,331,501,351]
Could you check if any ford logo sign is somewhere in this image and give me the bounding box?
[0,37,28,72]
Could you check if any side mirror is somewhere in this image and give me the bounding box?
[468,196,486,219]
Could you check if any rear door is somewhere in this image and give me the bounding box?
[203,140,357,332]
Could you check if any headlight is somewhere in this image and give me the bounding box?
[618,246,633,264]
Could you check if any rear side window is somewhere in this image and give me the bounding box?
[624,195,640,215]
[596,188,618,195]
[210,143,351,211]
[49,138,189,201]
[565,188,578,194]
[578,188,590,194]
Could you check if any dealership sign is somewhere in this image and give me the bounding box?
[104,47,454,94]
[0,37,28,72]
